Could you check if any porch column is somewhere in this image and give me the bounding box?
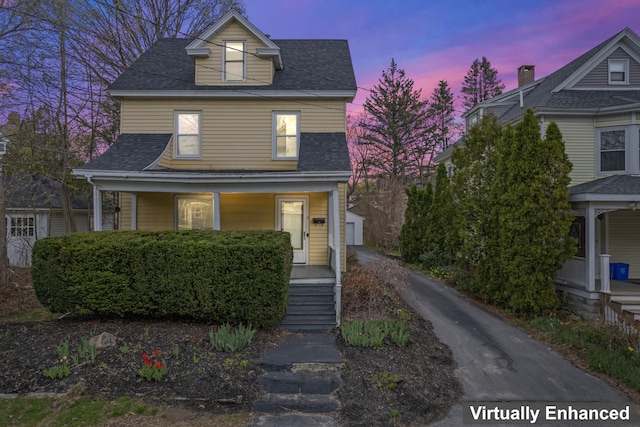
[213,193,220,230]
[586,206,596,292]
[600,254,611,294]
[93,185,103,231]
[130,193,137,230]
[332,189,342,326]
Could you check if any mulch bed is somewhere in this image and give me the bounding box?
[0,256,463,426]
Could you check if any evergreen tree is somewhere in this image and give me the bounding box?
[461,57,505,110]
[399,184,432,263]
[360,59,431,184]
[450,114,502,296]
[426,163,455,266]
[496,110,574,316]
[427,80,456,152]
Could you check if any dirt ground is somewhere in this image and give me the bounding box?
[0,256,463,426]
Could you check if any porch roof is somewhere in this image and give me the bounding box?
[569,175,640,202]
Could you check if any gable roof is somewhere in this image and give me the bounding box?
[465,28,640,124]
[5,173,89,210]
[185,9,283,69]
[108,39,357,96]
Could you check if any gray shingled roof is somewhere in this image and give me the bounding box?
[500,29,637,122]
[297,132,351,172]
[77,134,172,171]
[569,175,640,196]
[5,173,88,210]
[77,132,350,174]
[108,39,357,93]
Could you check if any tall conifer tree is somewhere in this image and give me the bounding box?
[496,110,574,316]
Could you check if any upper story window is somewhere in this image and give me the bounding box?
[598,128,626,172]
[273,111,300,159]
[608,59,629,85]
[174,112,201,159]
[224,41,245,82]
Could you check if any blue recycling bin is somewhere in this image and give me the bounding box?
[610,263,630,280]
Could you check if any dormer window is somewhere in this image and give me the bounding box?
[224,41,245,82]
[608,59,629,85]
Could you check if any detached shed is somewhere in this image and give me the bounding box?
[346,211,364,246]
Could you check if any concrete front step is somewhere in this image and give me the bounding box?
[280,321,336,331]
[257,371,342,394]
[247,414,339,427]
[287,303,335,312]
[252,393,339,413]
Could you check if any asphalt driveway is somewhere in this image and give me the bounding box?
[352,246,636,426]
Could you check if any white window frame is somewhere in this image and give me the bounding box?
[272,111,300,160]
[595,125,640,174]
[608,59,629,85]
[223,41,246,82]
[9,215,35,237]
[175,195,215,230]
[174,111,201,159]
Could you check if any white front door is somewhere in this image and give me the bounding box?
[276,196,308,264]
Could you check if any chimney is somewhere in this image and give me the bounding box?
[518,65,535,87]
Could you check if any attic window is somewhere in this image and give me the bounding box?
[224,41,245,82]
[609,59,629,85]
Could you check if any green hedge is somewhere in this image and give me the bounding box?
[31,230,293,328]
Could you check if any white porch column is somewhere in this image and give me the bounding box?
[130,193,137,230]
[586,206,596,292]
[332,189,342,326]
[93,185,103,231]
[600,254,611,294]
[213,193,221,230]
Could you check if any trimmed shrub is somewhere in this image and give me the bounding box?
[31,230,293,328]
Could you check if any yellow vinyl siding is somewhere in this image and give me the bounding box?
[136,193,174,230]
[119,193,132,230]
[308,192,329,266]
[195,21,273,86]
[551,116,596,185]
[220,193,275,230]
[120,99,346,170]
[608,210,640,278]
[595,113,634,128]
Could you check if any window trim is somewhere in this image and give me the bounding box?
[596,127,628,174]
[223,40,246,82]
[272,111,301,160]
[174,194,214,230]
[174,111,201,159]
[608,59,629,85]
[9,215,35,237]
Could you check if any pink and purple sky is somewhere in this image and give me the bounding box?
[244,0,640,116]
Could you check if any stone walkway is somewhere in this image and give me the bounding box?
[247,333,343,427]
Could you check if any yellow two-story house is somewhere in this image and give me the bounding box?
[73,10,357,330]
[436,28,640,320]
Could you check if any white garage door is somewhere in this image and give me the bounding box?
[346,223,355,245]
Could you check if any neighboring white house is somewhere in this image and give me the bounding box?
[346,210,364,245]
[5,174,115,267]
